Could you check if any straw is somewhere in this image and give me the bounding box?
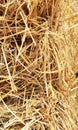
[0,0,78,129]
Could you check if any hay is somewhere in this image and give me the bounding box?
[0,0,78,129]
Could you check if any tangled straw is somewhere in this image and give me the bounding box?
[0,0,78,129]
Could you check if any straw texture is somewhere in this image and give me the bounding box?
[0,0,78,129]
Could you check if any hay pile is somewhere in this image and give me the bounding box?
[0,0,78,129]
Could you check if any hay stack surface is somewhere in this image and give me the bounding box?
[0,0,78,130]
